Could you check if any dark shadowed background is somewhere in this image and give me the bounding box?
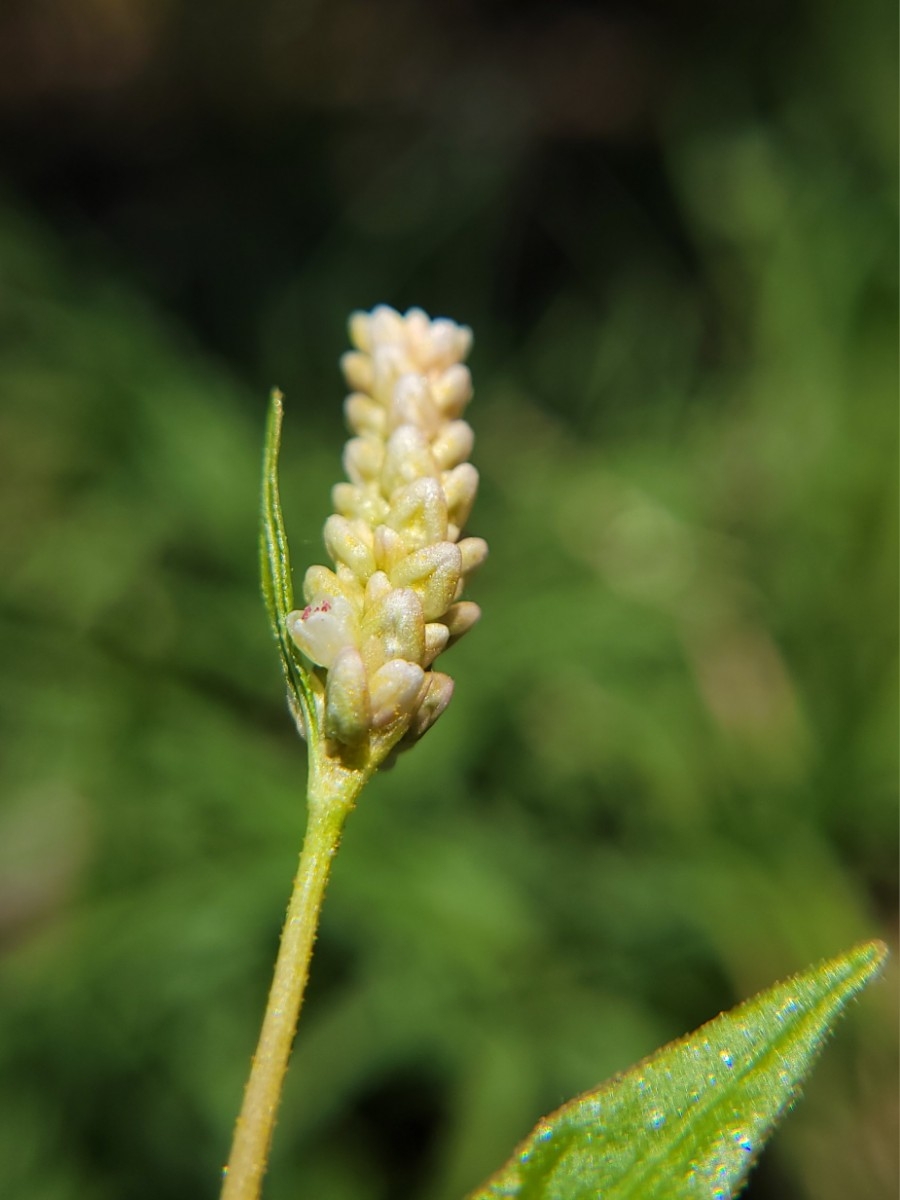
[0,2,896,1198]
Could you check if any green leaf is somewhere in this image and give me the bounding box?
[259,388,315,731]
[468,940,887,1200]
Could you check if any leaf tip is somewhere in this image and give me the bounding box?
[852,938,889,979]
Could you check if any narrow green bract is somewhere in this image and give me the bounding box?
[260,388,316,737]
[469,940,887,1200]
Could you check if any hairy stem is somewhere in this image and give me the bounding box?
[220,761,363,1200]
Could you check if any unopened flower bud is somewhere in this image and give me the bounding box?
[442,463,479,530]
[343,436,384,485]
[323,515,376,580]
[345,393,386,437]
[432,420,475,470]
[382,426,437,494]
[340,350,374,395]
[423,622,450,666]
[405,672,454,741]
[387,477,448,549]
[287,595,358,669]
[369,659,426,729]
[325,646,371,743]
[432,364,472,417]
[443,601,481,642]
[458,536,489,576]
[361,587,425,669]
[390,542,462,621]
[332,482,389,525]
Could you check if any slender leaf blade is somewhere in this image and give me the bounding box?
[469,940,887,1200]
[259,388,314,721]
[260,389,293,634]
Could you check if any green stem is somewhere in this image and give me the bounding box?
[220,758,365,1200]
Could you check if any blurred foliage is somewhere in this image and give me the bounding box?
[0,2,896,1200]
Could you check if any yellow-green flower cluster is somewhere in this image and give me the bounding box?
[287,305,487,747]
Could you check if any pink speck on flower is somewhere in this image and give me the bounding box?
[300,600,331,621]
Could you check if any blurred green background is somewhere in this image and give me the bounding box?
[0,2,896,1198]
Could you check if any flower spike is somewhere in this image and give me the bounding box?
[286,305,486,756]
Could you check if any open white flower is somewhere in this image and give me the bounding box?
[287,305,487,747]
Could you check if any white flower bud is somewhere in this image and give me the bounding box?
[364,570,393,607]
[348,311,373,353]
[431,420,474,470]
[343,436,384,485]
[390,542,462,621]
[345,393,386,437]
[287,594,358,668]
[432,364,472,417]
[336,563,364,592]
[340,350,374,395]
[369,659,426,729]
[389,373,438,434]
[381,425,437,495]
[402,308,431,360]
[371,344,406,402]
[325,646,371,743]
[369,304,406,345]
[443,600,481,641]
[331,482,390,525]
[323,514,376,580]
[387,477,448,549]
[423,622,450,666]
[458,536,489,575]
[406,672,454,740]
[373,524,407,573]
[442,463,479,530]
[302,564,361,611]
[427,318,470,368]
[361,587,425,670]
